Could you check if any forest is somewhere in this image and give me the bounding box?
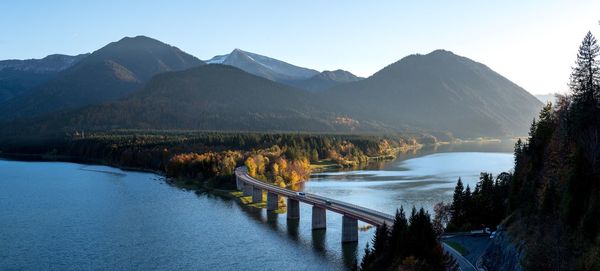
[442,31,600,270]
[0,131,425,189]
[360,207,456,271]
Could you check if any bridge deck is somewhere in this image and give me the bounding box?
[235,167,395,226]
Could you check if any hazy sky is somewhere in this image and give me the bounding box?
[1,1,599,94]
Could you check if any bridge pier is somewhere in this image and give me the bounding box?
[267,192,280,211]
[342,215,358,242]
[312,206,326,230]
[252,187,262,203]
[287,198,300,220]
[243,183,253,197]
[236,176,242,190]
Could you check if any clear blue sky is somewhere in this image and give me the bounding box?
[1,0,599,94]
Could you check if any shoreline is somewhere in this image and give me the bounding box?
[0,152,247,203]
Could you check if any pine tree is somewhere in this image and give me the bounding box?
[310,148,319,163]
[371,223,390,269]
[570,31,600,107]
[360,243,373,271]
[450,178,464,228]
[390,207,408,257]
[463,185,472,228]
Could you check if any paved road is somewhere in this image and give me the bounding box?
[235,167,395,226]
[442,243,478,271]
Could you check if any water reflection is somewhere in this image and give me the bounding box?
[342,243,359,269]
[312,229,327,252]
[0,142,514,271]
[286,219,300,240]
[304,141,515,215]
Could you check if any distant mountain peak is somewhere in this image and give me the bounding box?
[117,35,158,43]
[0,36,204,120]
[0,53,88,73]
[204,49,319,82]
[427,49,455,56]
[325,49,543,137]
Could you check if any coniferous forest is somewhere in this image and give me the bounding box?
[443,31,600,270]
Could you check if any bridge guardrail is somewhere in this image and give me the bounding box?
[235,167,395,226]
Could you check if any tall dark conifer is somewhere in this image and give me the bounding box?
[570,31,600,107]
[451,178,464,227]
[390,207,408,257]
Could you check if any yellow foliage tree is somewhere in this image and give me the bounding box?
[288,170,301,184]
[245,156,257,177]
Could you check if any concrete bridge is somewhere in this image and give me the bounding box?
[235,167,395,243]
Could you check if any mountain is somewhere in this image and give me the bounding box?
[0,36,204,121]
[23,65,358,133]
[2,48,542,139]
[535,93,558,104]
[321,50,543,137]
[205,49,319,82]
[284,69,362,92]
[206,49,363,91]
[0,54,88,102]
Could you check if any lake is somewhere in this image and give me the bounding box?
[0,142,514,270]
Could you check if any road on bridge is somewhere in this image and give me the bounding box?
[236,167,476,270]
[235,167,395,226]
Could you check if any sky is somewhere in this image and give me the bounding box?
[1,1,599,95]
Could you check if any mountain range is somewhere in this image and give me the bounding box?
[0,36,204,120]
[0,36,543,139]
[0,54,88,102]
[206,49,362,92]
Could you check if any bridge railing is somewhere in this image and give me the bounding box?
[235,166,395,225]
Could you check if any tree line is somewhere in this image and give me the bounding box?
[444,172,511,232]
[439,31,600,270]
[360,207,456,271]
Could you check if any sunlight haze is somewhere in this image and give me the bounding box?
[0,1,598,94]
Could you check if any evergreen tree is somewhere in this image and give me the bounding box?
[570,31,600,107]
[463,185,472,228]
[371,223,390,269]
[310,148,319,163]
[390,207,408,257]
[360,243,373,271]
[450,178,464,227]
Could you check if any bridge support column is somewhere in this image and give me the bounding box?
[312,206,326,230]
[342,215,358,242]
[236,176,242,190]
[243,183,253,197]
[252,187,262,203]
[267,192,280,211]
[287,198,300,220]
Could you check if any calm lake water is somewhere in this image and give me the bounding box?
[304,141,516,214]
[0,141,514,270]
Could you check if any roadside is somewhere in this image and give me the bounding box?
[442,233,491,270]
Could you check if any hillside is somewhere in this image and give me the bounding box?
[322,50,543,137]
[0,54,88,102]
[505,33,600,270]
[21,65,359,133]
[0,36,204,121]
[535,93,558,104]
[1,46,542,139]
[284,69,363,92]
